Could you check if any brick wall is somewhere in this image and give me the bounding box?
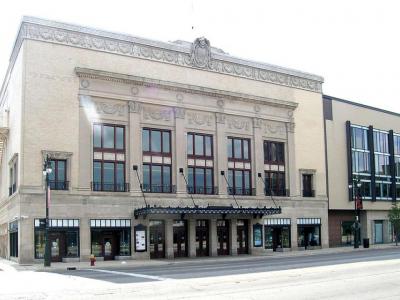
[328,210,354,247]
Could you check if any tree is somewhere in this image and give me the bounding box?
[388,202,400,246]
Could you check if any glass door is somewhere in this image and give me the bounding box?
[149,220,165,259]
[237,220,248,254]
[196,220,209,257]
[217,220,229,256]
[374,221,383,244]
[173,220,188,258]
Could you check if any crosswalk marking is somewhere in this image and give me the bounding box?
[85,268,171,281]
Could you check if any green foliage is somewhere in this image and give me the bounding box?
[388,202,400,245]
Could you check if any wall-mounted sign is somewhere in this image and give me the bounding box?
[134,224,147,252]
[253,223,263,247]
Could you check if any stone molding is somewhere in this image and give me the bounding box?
[75,67,298,110]
[16,17,322,93]
[41,150,73,160]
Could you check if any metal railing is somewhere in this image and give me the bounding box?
[265,188,290,197]
[227,187,256,196]
[302,189,315,197]
[49,180,69,191]
[91,182,130,192]
[187,186,218,195]
[142,184,176,193]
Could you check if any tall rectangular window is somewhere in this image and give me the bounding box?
[9,160,17,196]
[351,125,372,199]
[187,133,214,194]
[48,159,68,190]
[374,130,391,200]
[264,141,286,196]
[142,128,172,193]
[394,134,400,198]
[227,137,253,195]
[302,174,314,197]
[92,124,127,192]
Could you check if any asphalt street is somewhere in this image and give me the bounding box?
[50,248,400,284]
[2,248,400,299]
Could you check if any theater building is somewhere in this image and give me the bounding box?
[324,95,400,247]
[0,17,328,263]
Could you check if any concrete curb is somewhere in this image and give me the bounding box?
[2,244,399,272]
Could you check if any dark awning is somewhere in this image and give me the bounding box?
[134,205,281,219]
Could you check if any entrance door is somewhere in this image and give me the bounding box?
[150,220,165,259]
[173,220,188,258]
[196,220,209,257]
[237,220,248,254]
[374,221,383,244]
[103,235,115,260]
[217,220,229,256]
[49,232,65,262]
[272,227,283,251]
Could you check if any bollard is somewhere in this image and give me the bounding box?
[90,254,96,266]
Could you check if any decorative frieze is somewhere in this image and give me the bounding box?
[187,112,213,127]
[95,102,126,117]
[227,117,250,132]
[264,120,286,138]
[20,18,323,93]
[142,106,172,122]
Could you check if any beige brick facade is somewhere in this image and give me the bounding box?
[0,17,328,263]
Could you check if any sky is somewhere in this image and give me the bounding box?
[0,0,399,112]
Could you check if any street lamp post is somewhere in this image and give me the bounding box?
[43,156,52,267]
[349,177,362,249]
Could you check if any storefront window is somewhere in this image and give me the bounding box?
[119,229,131,256]
[281,227,290,248]
[264,227,273,249]
[264,226,290,250]
[91,231,102,257]
[66,231,79,257]
[297,226,321,248]
[341,221,354,245]
[35,229,45,259]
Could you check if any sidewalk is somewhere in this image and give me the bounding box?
[1,243,398,272]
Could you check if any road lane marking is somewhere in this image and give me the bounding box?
[85,268,172,281]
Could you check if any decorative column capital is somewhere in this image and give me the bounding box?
[287,122,295,133]
[216,113,226,124]
[128,101,142,114]
[253,118,263,128]
[174,107,186,119]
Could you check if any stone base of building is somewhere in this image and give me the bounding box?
[328,209,395,247]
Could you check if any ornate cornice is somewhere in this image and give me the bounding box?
[75,67,298,110]
[13,17,322,93]
[42,150,73,160]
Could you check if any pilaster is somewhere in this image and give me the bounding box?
[80,217,91,260]
[216,113,227,195]
[210,219,218,256]
[174,108,186,194]
[230,218,238,256]
[165,219,174,259]
[129,101,142,193]
[286,122,297,197]
[188,219,196,257]
[253,118,265,196]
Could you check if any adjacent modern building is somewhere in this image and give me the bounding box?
[324,95,400,247]
[0,16,345,264]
